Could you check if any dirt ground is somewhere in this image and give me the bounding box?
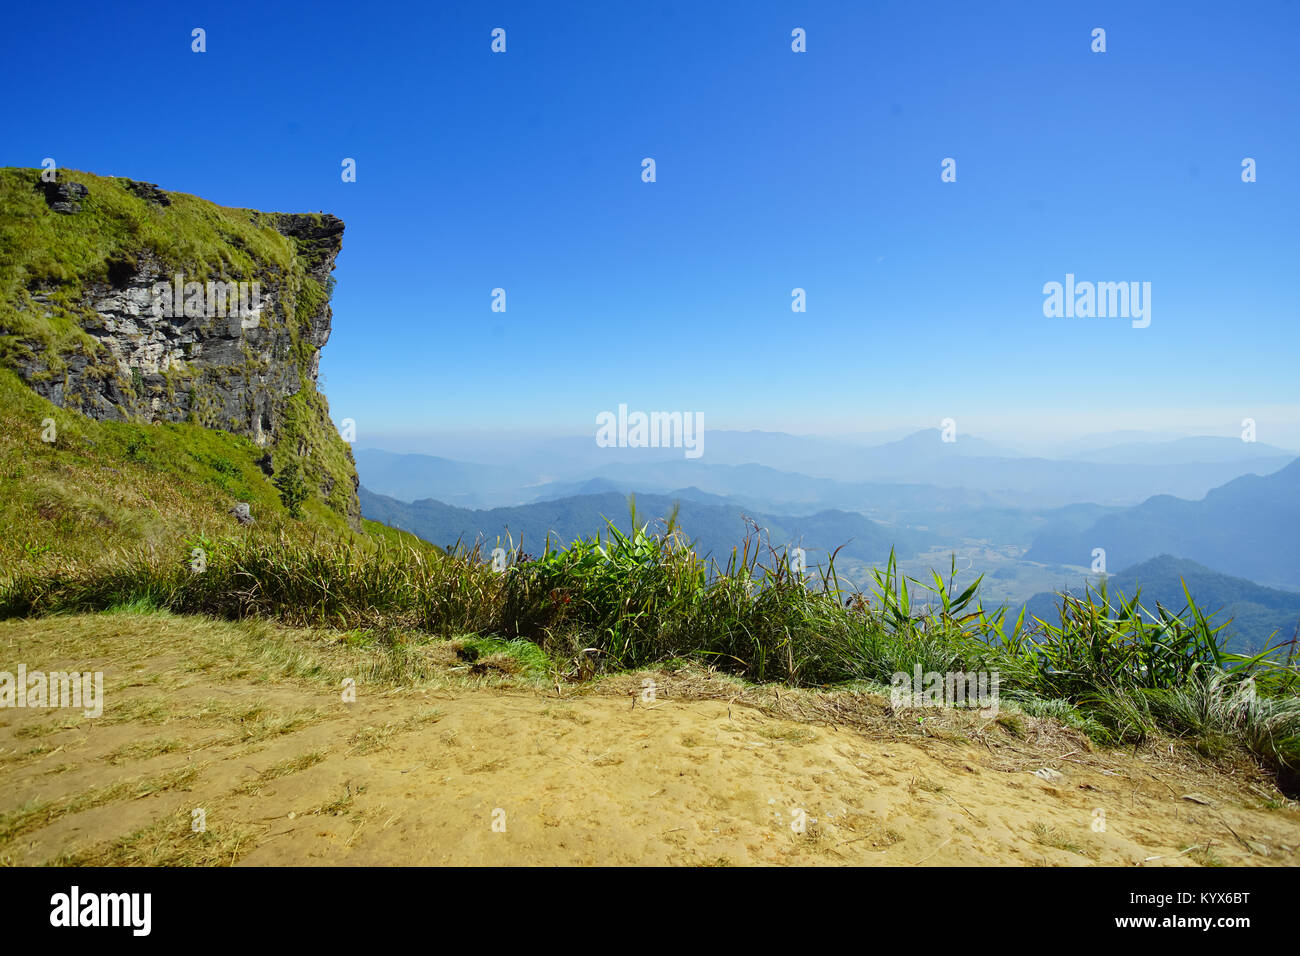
[2,613,1298,866]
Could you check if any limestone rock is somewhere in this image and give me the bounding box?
[42,179,88,214]
[121,179,171,206]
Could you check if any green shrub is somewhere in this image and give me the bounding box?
[273,459,308,518]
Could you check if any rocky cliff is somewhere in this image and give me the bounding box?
[0,168,360,525]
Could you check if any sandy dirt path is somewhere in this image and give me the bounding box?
[2,615,1298,866]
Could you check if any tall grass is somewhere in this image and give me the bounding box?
[3,510,1298,781]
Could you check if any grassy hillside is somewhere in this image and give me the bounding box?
[0,169,296,339]
[0,367,434,575]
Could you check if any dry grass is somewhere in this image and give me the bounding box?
[57,807,260,867]
[0,764,202,845]
[104,737,187,765]
[233,751,329,796]
[348,708,443,756]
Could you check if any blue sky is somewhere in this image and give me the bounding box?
[3,0,1298,447]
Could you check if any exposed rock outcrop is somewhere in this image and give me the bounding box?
[41,180,88,214]
[16,214,343,446]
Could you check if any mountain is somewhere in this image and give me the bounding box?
[1025,459,1300,590]
[1066,436,1296,466]
[661,486,740,507]
[558,454,1292,511]
[1024,556,1300,656]
[0,167,360,525]
[353,448,539,508]
[354,445,1021,514]
[0,168,439,573]
[899,501,1123,548]
[355,431,1293,513]
[866,428,1018,461]
[358,487,932,568]
[1041,429,1188,456]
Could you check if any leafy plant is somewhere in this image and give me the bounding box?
[273,458,308,518]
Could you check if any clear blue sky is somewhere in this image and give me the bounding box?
[3,1,1298,446]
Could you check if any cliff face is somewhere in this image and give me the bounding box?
[18,213,343,445]
[0,168,360,525]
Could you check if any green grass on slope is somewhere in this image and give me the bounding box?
[0,167,296,351]
[0,166,303,380]
[0,367,435,574]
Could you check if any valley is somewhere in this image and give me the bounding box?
[353,438,1300,656]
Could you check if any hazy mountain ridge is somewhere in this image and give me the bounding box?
[353,449,538,508]
[356,441,1300,610]
[358,486,932,567]
[356,431,1293,512]
[1026,458,1300,591]
[1024,555,1300,656]
[1065,436,1296,465]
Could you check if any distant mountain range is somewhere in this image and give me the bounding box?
[358,487,931,569]
[1026,458,1300,591]
[356,438,1300,615]
[1063,436,1295,466]
[355,431,1295,512]
[1024,555,1300,657]
[352,449,539,508]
